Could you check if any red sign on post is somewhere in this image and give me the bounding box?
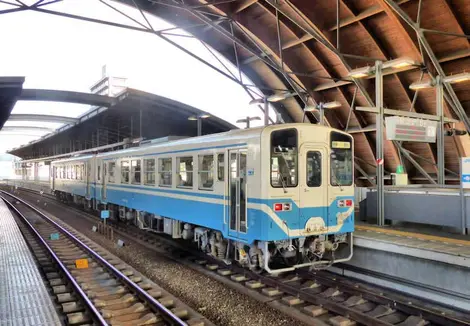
[376,158,384,166]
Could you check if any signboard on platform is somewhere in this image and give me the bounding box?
[385,116,437,143]
[461,157,470,189]
[101,210,110,219]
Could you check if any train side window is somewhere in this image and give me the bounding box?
[159,158,172,187]
[97,165,101,181]
[177,156,193,188]
[131,159,141,184]
[306,151,322,187]
[72,165,76,180]
[143,159,155,186]
[108,162,116,183]
[199,155,214,190]
[217,154,224,181]
[121,160,130,183]
[67,166,71,179]
[271,128,298,188]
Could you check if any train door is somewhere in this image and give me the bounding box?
[51,166,56,190]
[299,144,328,231]
[101,161,107,202]
[228,148,247,240]
[86,161,91,199]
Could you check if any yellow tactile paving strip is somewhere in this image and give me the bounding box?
[356,225,470,248]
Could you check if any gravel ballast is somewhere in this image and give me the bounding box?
[17,191,301,326]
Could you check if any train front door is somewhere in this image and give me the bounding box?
[299,144,328,231]
[228,149,247,239]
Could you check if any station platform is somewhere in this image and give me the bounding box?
[0,199,62,325]
[334,223,470,310]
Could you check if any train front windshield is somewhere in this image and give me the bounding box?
[330,132,353,187]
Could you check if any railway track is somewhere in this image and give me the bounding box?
[5,186,470,326]
[0,190,211,326]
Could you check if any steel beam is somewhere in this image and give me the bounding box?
[1,126,55,133]
[19,89,116,106]
[8,114,78,124]
[396,143,437,185]
[355,163,376,186]
[382,0,470,133]
[356,107,459,124]
[348,124,377,134]
[436,76,445,185]
[375,61,385,226]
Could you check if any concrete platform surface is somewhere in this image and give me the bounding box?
[0,199,62,326]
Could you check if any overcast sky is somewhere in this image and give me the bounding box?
[0,0,276,154]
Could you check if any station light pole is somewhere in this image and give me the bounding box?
[410,72,470,185]
[349,57,419,226]
[188,114,210,136]
[249,91,296,126]
[304,101,341,125]
[236,116,261,129]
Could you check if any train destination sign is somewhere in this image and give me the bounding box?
[385,116,437,143]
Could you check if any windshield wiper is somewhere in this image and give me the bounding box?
[331,164,344,192]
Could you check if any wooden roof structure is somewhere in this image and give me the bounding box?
[123,0,470,184]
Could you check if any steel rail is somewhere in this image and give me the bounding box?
[0,190,188,326]
[10,185,470,326]
[0,195,109,326]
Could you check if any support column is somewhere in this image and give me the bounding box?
[375,60,385,226]
[436,76,445,185]
[197,117,202,136]
[264,99,269,126]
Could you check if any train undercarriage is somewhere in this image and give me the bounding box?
[55,191,353,273]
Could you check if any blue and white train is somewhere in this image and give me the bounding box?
[50,124,354,273]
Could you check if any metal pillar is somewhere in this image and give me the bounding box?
[264,99,269,126]
[197,117,202,136]
[246,117,251,129]
[436,76,445,185]
[375,60,385,226]
[319,103,325,126]
[139,109,143,139]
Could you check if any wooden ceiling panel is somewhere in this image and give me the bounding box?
[382,75,414,111]
[335,23,385,60]
[449,0,470,32]
[364,10,419,60]
[144,0,470,184]
[346,0,380,13]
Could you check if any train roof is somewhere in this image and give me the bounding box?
[52,124,348,163]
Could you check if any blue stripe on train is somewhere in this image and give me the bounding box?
[54,183,354,243]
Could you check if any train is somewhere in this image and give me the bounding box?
[47,123,355,273]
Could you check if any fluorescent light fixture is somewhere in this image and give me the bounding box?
[444,72,470,84]
[348,66,372,78]
[188,114,210,120]
[409,80,434,90]
[267,91,295,102]
[303,105,317,112]
[383,57,417,69]
[236,116,261,123]
[249,98,265,106]
[322,101,341,109]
